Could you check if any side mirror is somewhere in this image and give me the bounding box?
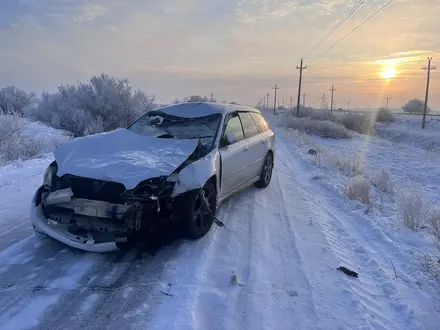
[225,133,237,145]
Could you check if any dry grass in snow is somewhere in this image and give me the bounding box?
[288,129,318,148]
[346,176,371,204]
[372,168,394,194]
[333,154,364,177]
[420,254,440,285]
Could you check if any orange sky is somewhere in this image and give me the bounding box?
[1,0,439,109]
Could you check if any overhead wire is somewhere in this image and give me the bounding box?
[308,0,397,66]
[303,0,366,60]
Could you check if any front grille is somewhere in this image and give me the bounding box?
[53,175,126,203]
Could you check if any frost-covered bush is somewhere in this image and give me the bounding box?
[429,207,440,250]
[0,85,36,117]
[0,115,41,162]
[375,107,393,123]
[372,168,394,193]
[420,254,440,284]
[397,190,432,231]
[30,74,155,137]
[0,115,70,163]
[308,110,333,121]
[282,116,351,139]
[346,176,371,204]
[334,112,375,135]
[334,154,364,176]
[402,99,430,114]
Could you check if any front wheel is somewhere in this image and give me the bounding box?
[254,152,274,188]
[175,180,217,239]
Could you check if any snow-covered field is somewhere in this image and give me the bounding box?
[0,111,439,329]
[376,114,440,152]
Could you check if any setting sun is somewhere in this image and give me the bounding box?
[380,67,397,79]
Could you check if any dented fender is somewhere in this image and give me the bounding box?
[172,149,221,197]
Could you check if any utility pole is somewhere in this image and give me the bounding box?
[329,85,336,114]
[384,97,392,109]
[296,58,307,116]
[347,102,350,111]
[421,57,436,129]
[273,83,279,114]
[266,92,270,109]
[302,93,307,107]
[290,96,293,109]
[320,92,327,109]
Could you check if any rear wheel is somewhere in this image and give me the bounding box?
[254,152,274,188]
[176,180,217,239]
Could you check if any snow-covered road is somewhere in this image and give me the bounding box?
[0,121,438,329]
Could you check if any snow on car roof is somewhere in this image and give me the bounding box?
[158,102,261,119]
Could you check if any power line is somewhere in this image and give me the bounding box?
[304,0,366,60]
[308,0,397,65]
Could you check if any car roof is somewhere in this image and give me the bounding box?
[158,102,261,119]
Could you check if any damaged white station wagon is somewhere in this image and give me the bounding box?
[30,102,275,252]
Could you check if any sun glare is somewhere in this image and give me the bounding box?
[380,67,397,79]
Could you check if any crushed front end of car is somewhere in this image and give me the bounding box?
[31,161,181,252]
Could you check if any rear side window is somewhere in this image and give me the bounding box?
[224,115,244,142]
[238,112,259,138]
[250,112,269,133]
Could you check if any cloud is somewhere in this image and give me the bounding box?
[0,0,439,108]
[74,4,107,23]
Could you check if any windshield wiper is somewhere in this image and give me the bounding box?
[187,135,213,139]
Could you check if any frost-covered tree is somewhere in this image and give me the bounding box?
[402,99,430,114]
[184,94,217,103]
[31,74,155,137]
[0,86,36,117]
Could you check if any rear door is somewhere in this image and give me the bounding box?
[218,112,251,197]
[238,111,266,179]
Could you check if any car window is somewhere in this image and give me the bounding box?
[239,112,259,138]
[223,115,244,145]
[250,112,269,133]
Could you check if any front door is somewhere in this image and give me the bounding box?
[218,113,251,198]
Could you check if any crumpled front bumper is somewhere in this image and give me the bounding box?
[30,189,121,253]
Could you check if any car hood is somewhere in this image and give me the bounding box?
[54,128,199,189]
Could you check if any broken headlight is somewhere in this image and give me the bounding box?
[121,176,176,201]
[43,161,58,188]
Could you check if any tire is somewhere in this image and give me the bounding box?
[175,180,217,239]
[254,152,274,188]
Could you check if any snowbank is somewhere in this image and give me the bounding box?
[0,115,70,164]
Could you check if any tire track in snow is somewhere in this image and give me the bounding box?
[276,133,425,330]
[0,234,183,329]
[273,155,378,329]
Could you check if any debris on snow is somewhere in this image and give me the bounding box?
[337,266,359,278]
